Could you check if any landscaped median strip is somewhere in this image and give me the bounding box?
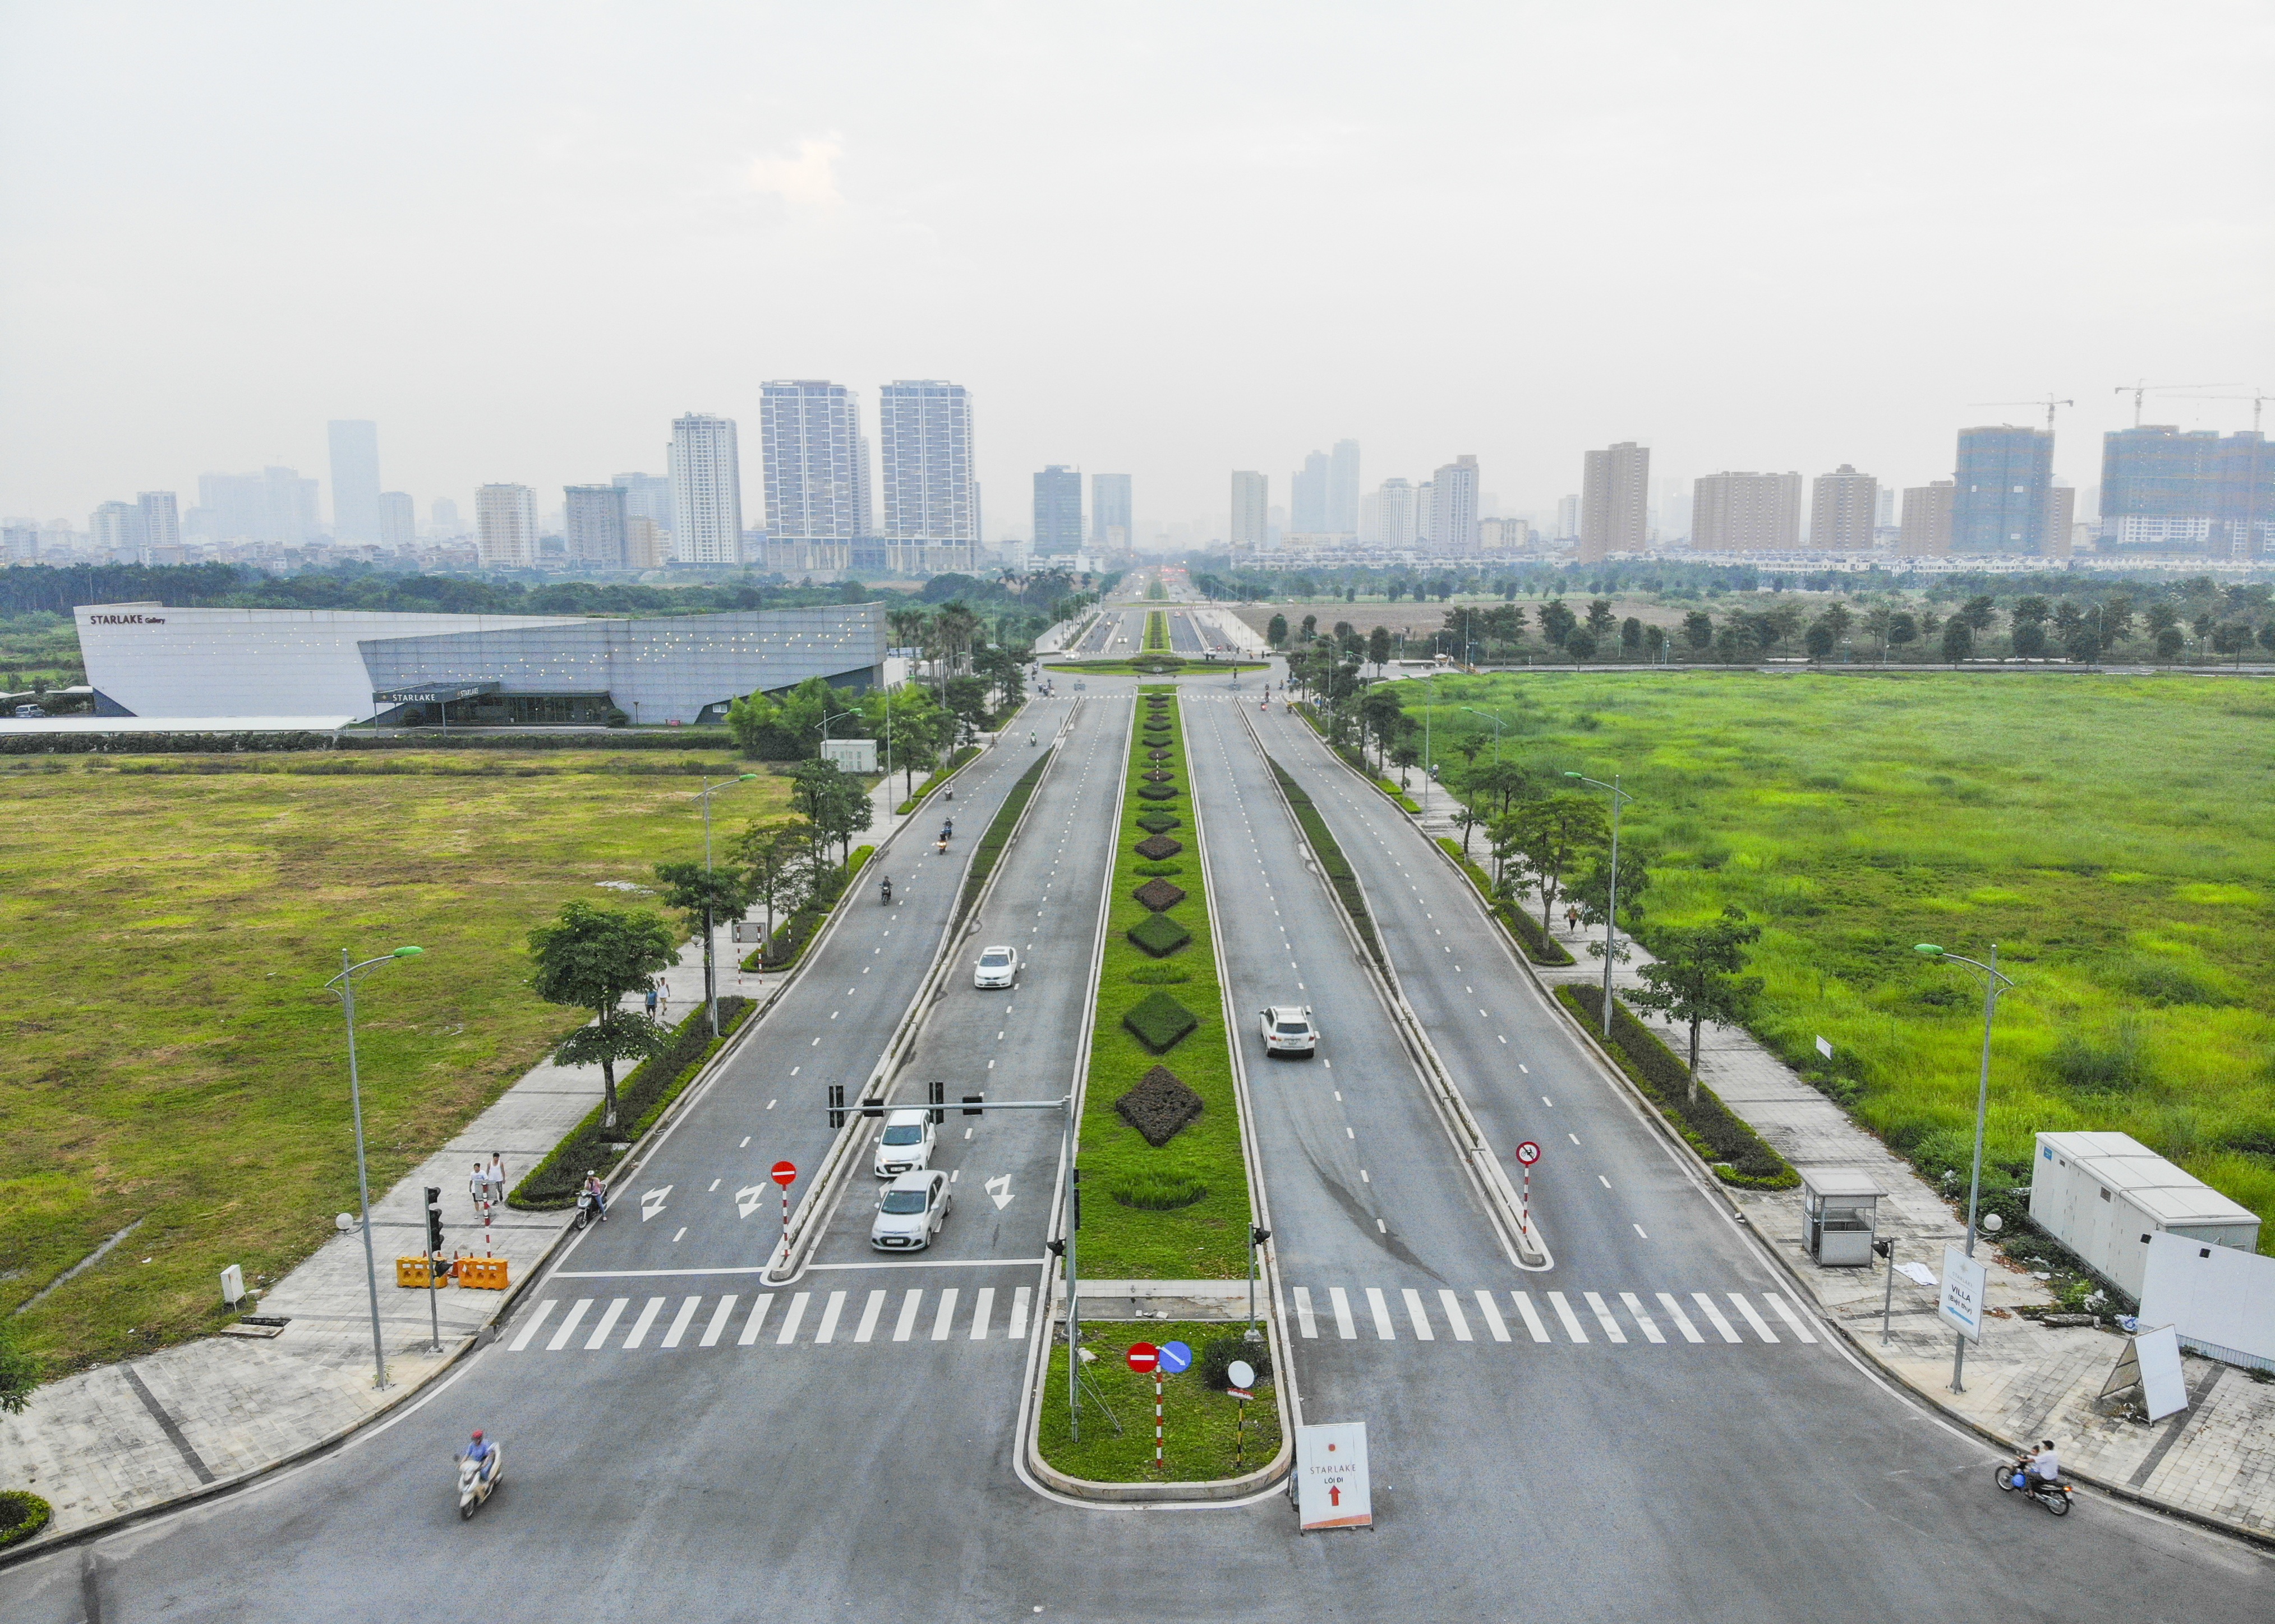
[957,751,1052,926]
[1263,756,1386,974]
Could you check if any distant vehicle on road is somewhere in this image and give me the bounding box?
[1260,1004,1318,1057]
[871,1169,951,1250]
[872,1108,937,1178]
[974,944,1020,989]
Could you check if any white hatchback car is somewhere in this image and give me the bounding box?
[871,1169,952,1251]
[973,944,1020,989]
[1260,1004,1318,1057]
[872,1108,937,1178]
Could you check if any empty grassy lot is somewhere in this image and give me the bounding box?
[1403,672,2275,1242]
[0,750,790,1372]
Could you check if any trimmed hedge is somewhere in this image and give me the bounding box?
[1136,811,1181,834]
[1135,834,1183,860]
[1136,783,1179,801]
[1263,757,1385,974]
[0,1489,52,1549]
[957,750,1052,925]
[1132,877,1187,912]
[895,744,982,814]
[1436,838,1575,966]
[1555,984,1798,1189]
[1127,912,1192,957]
[508,996,754,1207]
[1123,990,1200,1053]
[1116,1064,1204,1147]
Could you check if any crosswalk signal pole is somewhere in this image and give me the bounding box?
[423,1187,444,1353]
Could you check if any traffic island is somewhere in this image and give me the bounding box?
[1037,1322,1282,1488]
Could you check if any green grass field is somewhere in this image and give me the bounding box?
[0,750,791,1372]
[1037,1322,1281,1481]
[1402,673,2275,1242]
[1075,688,1251,1279]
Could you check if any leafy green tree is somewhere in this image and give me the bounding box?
[1366,625,1392,672]
[527,902,679,1129]
[652,861,757,1041]
[1628,907,1763,1100]
[736,819,813,942]
[1681,610,1714,653]
[790,756,873,864]
[1267,613,1288,647]
[1620,617,1643,658]
[944,675,992,741]
[1941,617,1974,663]
[860,683,947,799]
[2012,619,2049,658]
[2156,625,2185,661]
[1357,686,1407,772]
[1860,605,1895,661]
[1568,841,1652,959]
[1540,599,1579,649]
[1958,595,1997,633]
[2212,621,2252,663]
[0,1319,37,1413]
[1804,618,1836,662]
[2100,596,2136,646]
[1585,599,1617,644]
[1496,792,1610,930]
[1565,630,1597,666]
[1886,611,1918,657]
[1300,613,1318,640]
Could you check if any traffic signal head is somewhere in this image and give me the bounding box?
[425,1187,444,1253]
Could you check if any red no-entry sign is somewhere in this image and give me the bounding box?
[770,1160,798,1188]
[1514,1141,1541,1166]
[1126,1341,1159,1374]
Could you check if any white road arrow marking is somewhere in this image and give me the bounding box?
[641,1186,672,1221]
[984,1174,1014,1211]
[735,1184,767,1220]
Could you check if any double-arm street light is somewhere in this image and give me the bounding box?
[1914,941,2015,1395]
[1565,772,1635,1037]
[696,774,760,1037]
[325,945,424,1390]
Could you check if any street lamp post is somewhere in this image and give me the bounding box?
[1914,942,2015,1395]
[1461,707,1504,763]
[1566,772,1635,1039]
[696,774,759,1038]
[324,945,424,1390]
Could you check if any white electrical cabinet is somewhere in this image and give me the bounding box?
[2029,1131,2261,1302]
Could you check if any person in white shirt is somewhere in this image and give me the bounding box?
[469,1162,490,1211]
[485,1154,506,1203]
[2030,1440,2061,1483]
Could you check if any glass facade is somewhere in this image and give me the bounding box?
[1951,426,2052,555]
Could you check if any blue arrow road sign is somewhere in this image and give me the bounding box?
[1158,1340,1194,1374]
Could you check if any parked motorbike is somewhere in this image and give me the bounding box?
[457,1445,504,1519]
[1995,1460,2073,1516]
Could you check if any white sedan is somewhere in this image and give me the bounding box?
[973,944,1020,989]
[1260,1004,1318,1058]
[872,1108,936,1178]
[871,1170,952,1251]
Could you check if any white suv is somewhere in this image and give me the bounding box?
[1260,1004,1318,1058]
[872,1108,937,1178]
[973,945,1019,989]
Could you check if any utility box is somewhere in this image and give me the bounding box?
[2029,1131,2261,1302]
[1800,1169,1882,1266]
[219,1263,245,1307]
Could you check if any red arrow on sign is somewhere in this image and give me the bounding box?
[770,1160,798,1188]
[1514,1141,1541,1166]
[1126,1341,1159,1374]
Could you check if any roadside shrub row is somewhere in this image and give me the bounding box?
[1556,984,1797,1189]
[509,995,756,1207]
[747,846,874,971]
[957,751,1053,925]
[0,1489,52,1549]
[895,744,981,814]
[1262,757,1385,974]
[1435,838,1576,966]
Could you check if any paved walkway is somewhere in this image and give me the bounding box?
[1410,802,2275,1542]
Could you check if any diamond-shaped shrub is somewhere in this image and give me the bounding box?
[1132,876,1187,911]
[1135,812,1181,833]
[1142,769,1173,783]
[1114,1066,1205,1150]
[1146,749,1171,762]
[1136,783,1178,800]
[1134,834,1183,860]
[1122,990,1200,1054]
[1126,911,1191,957]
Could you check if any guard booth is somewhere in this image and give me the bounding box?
[1800,1169,1882,1266]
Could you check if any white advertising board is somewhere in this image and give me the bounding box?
[1939,1246,1987,1342]
[2133,1325,2190,1421]
[1296,1421,1373,1531]
[820,738,877,773]
[2138,1230,2275,1371]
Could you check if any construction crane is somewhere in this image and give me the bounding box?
[1969,395,2075,433]
[2170,389,2273,561]
[2114,380,2239,428]
[2169,388,2271,433]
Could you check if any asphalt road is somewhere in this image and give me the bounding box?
[4,672,2266,1624]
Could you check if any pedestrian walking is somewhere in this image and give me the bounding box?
[657,981,671,1021]
[486,1153,507,1203]
[468,1161,490,1214]
[644,981,659,1018]
[1564,904,1580,934]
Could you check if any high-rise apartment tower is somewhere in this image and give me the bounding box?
[327,421,381,543]
[878,381,977,566]
[1899,481,1956,555]
[1579,444,1650,562]
[1809,465,1878,551]
[564,484,629,568]
[1229,472,1269,552]
[1032,466,1083,556]
[475,484,538,569]
[670,413,746,565]
[1430,456,1481,553]
[1951,425,2053,555]
[1091,473,1132,550]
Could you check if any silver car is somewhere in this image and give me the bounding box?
[871,1170,952,1251]
[973,944,1019,990]
[872,1108,936,1178]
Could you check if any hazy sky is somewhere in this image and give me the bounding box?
[4,1,2271,536]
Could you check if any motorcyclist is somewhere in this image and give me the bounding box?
[581,1171,607,1220]
[1029,730,1037,746]
[879,874,892,903]
[2027,1439,2061,1484]
[464,1429,498,1484]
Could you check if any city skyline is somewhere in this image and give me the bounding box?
[4,5,2264,535]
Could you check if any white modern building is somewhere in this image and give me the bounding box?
[564,483,629,568]
[377,491,417,551]
[1430,455,1480,553]
[475,483,539,569]
[1693,471,1803,551]
[1229,471,1269,552]
[878,380,976,573]
[669,414,745,566]
[761,382,868,575]
[70,601,888,727]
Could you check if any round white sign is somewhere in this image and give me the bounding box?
[1227,1359,1255,1388]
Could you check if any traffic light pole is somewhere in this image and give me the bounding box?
[424,1185,444,1354]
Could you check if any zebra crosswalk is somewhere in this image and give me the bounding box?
[509,1283,1033,1354]
[1289,1286,1820,1348]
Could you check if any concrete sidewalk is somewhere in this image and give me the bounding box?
[1411,801,2275,1543]
[0,924,779,1548]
